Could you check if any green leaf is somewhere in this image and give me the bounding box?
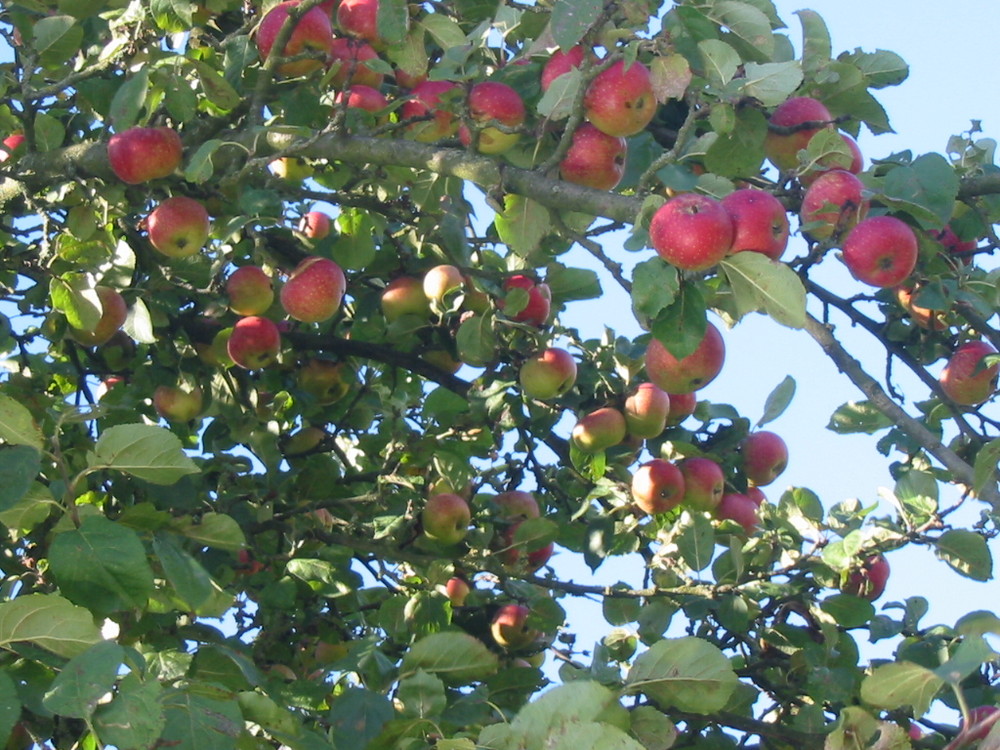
[456,314,496,367]
[513,517,559,550]
[93,675,165,750]
[160,689,242,750]
[376,0,408,45]
[150,0,194,31]
[548,723,647,750]
[956,611,1000,638]
[0,594,103,658]
[879,153,960,228]
[758,375,795,427]
[602,588,641,627]
[185,139,222,184]
[0,482,57,535]
[397,669,447,719]
[32,15,83,68]
[124,297,157,344]
[401,632,498,685]
[677,512,714,571]
[860,662,943,716]
[495,195,551,259]
[286,558,358,598]
[153,532,233,616]
[973,438,1000,499]
[650,284,707,360]
[625,636,738,713]
[741,62,803,106]
[91,424,200,485]
[719,253,806,328]
[50,273,102,331]
[705,107,767,177]
[935,529,993,581]
[0,393,44,450]
[712,1,774,61]
[546,264,602,302]
[174,512,246,552]
[819,594,875,628]
[550,0,603,51]
[48,515,156,616]
[420,14,466,50]
[698,40,740,86]
[192,60,241,111]
[631,258,679,324]
[333,208,377,270]
[502,682,630,747]
[328,688,394,748]
[827,401,893,434]
[110,69,149,131]
[933,636,997,684]
[537,67,583,120]
[33,112,65,152]
[796,10,831,77]
[0,671,20,749]
[0,446,40,513]
[43,641,124,719]
[815,61,892,134]
[839,49,909,88]
[629,705,677,750]
[892,470,938,526]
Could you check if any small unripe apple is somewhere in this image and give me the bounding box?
[841,215,918,288]
[402,81,460,142]
[939,340,998,405]
[153,384,204,422]
[299,211,331,239]
[842,554,890,600]
[280,256,346,323]
[68,286,128,347]
[283,426,326,455]
[381,276,430,321]
[584,60,656,138]
[678,457,725,512]
[764,96,832,171]
[421,492,471,545]
[107,126,182,184]
[649,194,734,271]
[721,189,790,260]
[327,36,384,88]
[502,275,551,327]
[519,347,577,400]
[741,431,788,487]
[422,264,464,303]
[421,349,462,374]
[571,407,627,454]
[256,0,334,76]
[458,81,526,155]
[715,492,760,535]
[227,315,281,369]
[624,382,670,439]
[494,490,541,521]
[631,459,685,515]
[800,169,869,241]
[491,604,538,650]
[147,196,211,258]
[645,322,725,394]
[559,123,627,191]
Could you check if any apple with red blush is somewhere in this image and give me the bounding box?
[842,554,890,600]
[664,391,697,426]
[280,256,346,323]
[631,459,685,515]
[299,211,331,239]
[402,81,459,142]
[227,315,282,369]
[571,407,627,454]
[444,576,471,607]
[256,0,334,76]
[459,81,526,155]
[799,169,869,241]
[584,60,656,138]
[721,189,790,260]
[502,275,551,327]
[227,266,274,316]
[715,492,760,535]
[494,490,541,521]
[624,382,670,439]
[559,123,627,191]
[841,215,918,288]
[153,384,204,422]
[107,126,182,184]
[741,430,788,487]
[381,276,430,321]
[649,194,734,271]
[491,604,538,650]
[421,492,472,545]
[519,347,577,400]
[540,45,587,91]
[678,456,725,512]
[764,96,832,172]
[327,36,383,88]
[147,196,211,258]
[645,322,725,394]
[939,340,998,405]
[67,286,128,347]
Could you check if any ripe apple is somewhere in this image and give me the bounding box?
[664,391,697,426]
[799,169,869,241]
[491,604,538,650]
[280,256,346,323]
[841,215,918,288]
[256,0,333,76]
[147,196,211,258]
[741,430,788,487]
[746,486,767,507]
[519,347,577,400]
[939,340,998,405]
[583,59,656,138]
[571,407,627,454]
[678,456,725,512]
[494,490,541,520]
[649,194,734,271]
[327,36,383,88]
[931,223,977,264]
[422,264,464,304]
[715,493,760,535]
[624,382,670,439]
[800,132,863,185]
[499,521,554,572]
[763,96,832,171]
[895,284,946,330]
[842,554,890,600]
[227,315,281,369]
[227,266,274,316]
[297,358,354,404]
[335,83,389,117]
[402,80,460,142]
[959,706,1000,743]
[631,459,685,515]
[645,322,725,394]
[381,276,430,321]
[559,123,627,191]
[421,492,471,545]
[107,126,182,184]
[458,81,526,155]
[444,576,471,607]
[540,45,587,91]
[0,133,25,162]
[68,285,127,346]
[502,275,551,327]
[299,211,331,239]
[336,0,380,45]
[721,189,790,260]
[153,384,204,422]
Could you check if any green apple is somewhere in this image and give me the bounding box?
[153,384,203,422]
[519,347,577,400]
[571,407,627,454]
[227,266,274,317]
[624,382,670,439]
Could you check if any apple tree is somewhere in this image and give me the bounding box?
[0,1,999,748]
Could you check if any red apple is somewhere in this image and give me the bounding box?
[664,391,697,426]
[381,276,430,321]
[571,407,627,454]
[494,490,541,520]
[841,215,918,288]
[297,358,354,403]
[715,492,760,534]
[631,459,685,515]
[256,0,334,76]
[280,256,346,323]
[939,340,998,405]
[623,382,670,439]
[147,196,211,258]
[649,194,734,271]
[842,554,890,600]
[584,59,656,138]
[107,126,182,184]
[559,123,627,191]
[335,83,389,116]
[931,223,977,264]
[502,275,551,327]
[0,133,26,162]
[444,576,471,607]
[227,266,274,316]
[402,80,460,142]
[458,81,526,155]
[959,706,1000,743]
[645,322,725,394]
[540,45,586,91]
[67,286,127,347]
[491,604,538,650]
[327,36,383,88]
[499,522,554,572]
[799,169,869,240]
[421,492,471,545]
[227,315,281,369]
[721,189,790,260]
[764,96,832,171]
[678,457,725,512]
[422,264,464,304]
[153,384,204,422]
[299,211,331,239]
[746,486,767,507]
[336,0,380,45]
[519,347,577,400]
[741,431,788,487]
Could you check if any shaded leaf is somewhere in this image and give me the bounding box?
[43,641,124,719]
[93,674,165,750]
[110,69,149,131]
[153,532,233,616]
[677,512,714,572]
[551,0,603,51]
[631,258,680,323]
[650,283,706,360]
[160,689,242,750]
[935,529,992,581]
[328,688,394,748]
[973,438,1000,499]
[0,446,40,513]
[698,40,740,86]
[401,632,498,685]
[91,424,199,485]
[0,594,102,658]
[0,671,19,749]
[796,10,831,77]
[495,195,551,259]
[537,68,583,120]
[0,393,44,450]
[880,153,960,228]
